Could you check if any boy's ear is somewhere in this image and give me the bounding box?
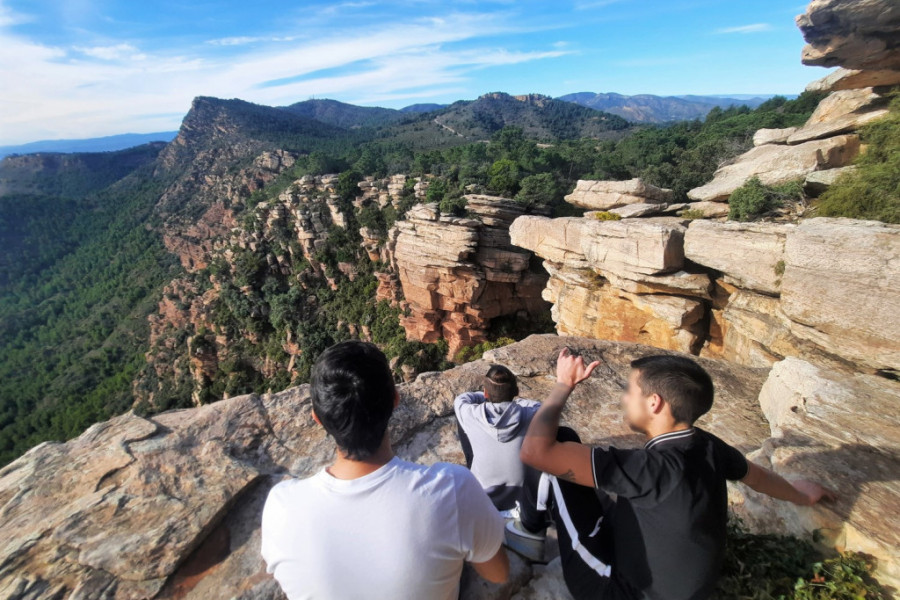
[483,387,490,399]
[648,393,665,415]
[311,408,322,426]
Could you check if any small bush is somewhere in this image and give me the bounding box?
[715,518,885,600]
[679,208,706,220]
[816,94,900,223]
[454,337,516,364]
[591,211,622,221]
[728,177,803,221]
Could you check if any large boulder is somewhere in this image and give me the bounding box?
[738,358,900,589]
[780,218,900,373]
[543,268,706,354]
[564,179,673,210]
[805,67,900,92]
[684,221,792,296]
[510,216,686,282]
[797,0,900,72]
[390,201,548,358]
[687,134,860,202]
[786,88,889,144]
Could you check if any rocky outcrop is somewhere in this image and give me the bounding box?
[685,0,900,205]
[780,219,900,374]
[511,209,900,376]
[564,178,672,210]
[686,134,860,202]
[385,197,549,358]
[511,215,709,354]
[4,334,897,597]
[796,0,900,72]
[0,335,770,600]
[738,357,900,588]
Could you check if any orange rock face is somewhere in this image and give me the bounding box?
[385,197,550,358]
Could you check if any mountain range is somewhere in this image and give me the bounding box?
[0,92,782,157]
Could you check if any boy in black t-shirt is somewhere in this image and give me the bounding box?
[509,349,835,600]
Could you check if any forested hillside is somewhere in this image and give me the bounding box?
[0,90,823,466]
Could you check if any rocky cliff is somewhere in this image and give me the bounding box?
[3,334,897,598]
[381,195,550,359]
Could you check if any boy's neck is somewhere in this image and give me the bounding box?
[644,421,692,441]
[326,435,395,480]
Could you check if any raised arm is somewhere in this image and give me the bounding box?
[740,461,836,506]
[519,348,600,488]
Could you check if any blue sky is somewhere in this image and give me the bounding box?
[0,0,829,145]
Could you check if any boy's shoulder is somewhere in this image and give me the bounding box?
[514,397,540,409]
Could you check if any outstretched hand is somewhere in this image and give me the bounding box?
[792,480,837,506]
[556,347,601,388]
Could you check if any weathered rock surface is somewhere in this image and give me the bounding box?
[753,127,799,146]
[687,134,860,202]
[797,0,900,72]
[684,220,791,295]
[0,335,778,600]
[786,88,889,144]
[512,211,900,378]
[780,218,900,374]
[803,165,855,194]
[564,178,673,210]
[737,357,900,588]
[806,67,900,93]
[387,198,549,358]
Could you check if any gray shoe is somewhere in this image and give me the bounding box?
[504,519,546,563]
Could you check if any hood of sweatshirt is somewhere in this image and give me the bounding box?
[475,400,535,442]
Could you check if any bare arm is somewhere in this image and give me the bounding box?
[470,546,510,584]
[520,348,600,488]
[740,461,836,506]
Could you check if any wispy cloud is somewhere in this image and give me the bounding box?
[205,35,302,46]
[73,43,146,60]
[714,23,772,34]
[0,1,568,144]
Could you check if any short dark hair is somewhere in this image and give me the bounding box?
[483,364,518,404]
[630,355,714,425]
[311,340,396,460]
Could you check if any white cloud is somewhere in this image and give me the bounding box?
[205,35,301,46]
[0,5,568,144]
[714,23,772,34]
[74,43,146,60]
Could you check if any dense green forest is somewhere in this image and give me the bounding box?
[0,167,180,465]
[0,91,826,465]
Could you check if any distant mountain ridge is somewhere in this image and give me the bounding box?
[556,92,780,123]
[0,132,177,159]
[3,91,786,156]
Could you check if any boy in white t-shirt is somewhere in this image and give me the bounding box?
[261,340,509,600]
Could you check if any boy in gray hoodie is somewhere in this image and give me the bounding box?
[454,365,540,511]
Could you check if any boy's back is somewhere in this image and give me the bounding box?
[455,391,540,509]
[261,457,504,600]
[593,428,749,600]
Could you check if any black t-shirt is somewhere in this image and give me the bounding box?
[592,428,749,600]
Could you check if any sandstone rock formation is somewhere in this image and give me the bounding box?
[686,134,860,202]
[4,334,897,597]
[564,178,672,210]
[796,0,900,72]
[685,0,900,205]
[740,357,900,588]
[383,196,549,359]
[511,215,708,354]
[511,210,900,377]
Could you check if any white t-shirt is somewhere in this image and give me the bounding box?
[260,456,505,600]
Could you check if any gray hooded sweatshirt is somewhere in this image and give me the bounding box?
[454,391,540,510]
